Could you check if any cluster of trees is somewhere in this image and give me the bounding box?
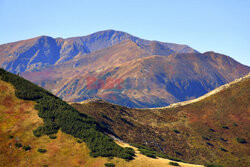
[0,68,135,160]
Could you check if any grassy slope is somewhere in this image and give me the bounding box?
[0,79,203,167]
[0,68,136,160]
[72,76,250,167]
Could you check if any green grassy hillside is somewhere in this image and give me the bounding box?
[72,75,250,167]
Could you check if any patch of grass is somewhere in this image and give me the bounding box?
[15,143,22,148]
[0,68,135,160]
[236,138,247,144]
[37,148,47,153]
[169,161,180,166]
[105,163,115,167]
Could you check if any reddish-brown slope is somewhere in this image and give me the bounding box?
[72,76,250,167]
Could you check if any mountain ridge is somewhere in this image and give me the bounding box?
[0,30,249,108]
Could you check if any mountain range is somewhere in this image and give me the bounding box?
[0,30,249,108]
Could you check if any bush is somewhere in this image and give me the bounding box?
[169,161,180,166]
[15,143,22,148]
[37,148,47,153]
[173,129,180,134]
[233,123,238,126]
[23,145,31,151]
[220,137,227,142]
[49,135,57,139]
[237,138,247,144]
[105,163,115,167]
[222,126,229,129]
[220,147,227,152]
[206,142,214,147]
[8,135,14,139]
[202,136,210,140]
[77,139,82,143]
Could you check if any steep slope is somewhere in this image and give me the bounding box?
[0,68,204,167]
[72,75,250,167]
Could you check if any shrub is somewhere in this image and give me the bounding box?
[173,129,180,134]
[202,136,210,140]
[8,135,14,139]
[220,138,227,142]
[105,163,115,167]
[15,143,22,148]
[222,126,229,129]
[233,123,238,126]
[37,148,47,153]
[169,161,180,166]
[237,138,247,144]
[49,135,57,139]
[206,142,214,147]
[220,147,227,152]
[77,139,82,143]
[23,145,31,151]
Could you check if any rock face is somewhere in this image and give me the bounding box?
[0,30,249,107]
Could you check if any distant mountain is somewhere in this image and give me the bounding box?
[72,74,250,167]
[0,30,249,108]
[0,30,197,73]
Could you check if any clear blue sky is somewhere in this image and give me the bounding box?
[0,0,249,66]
